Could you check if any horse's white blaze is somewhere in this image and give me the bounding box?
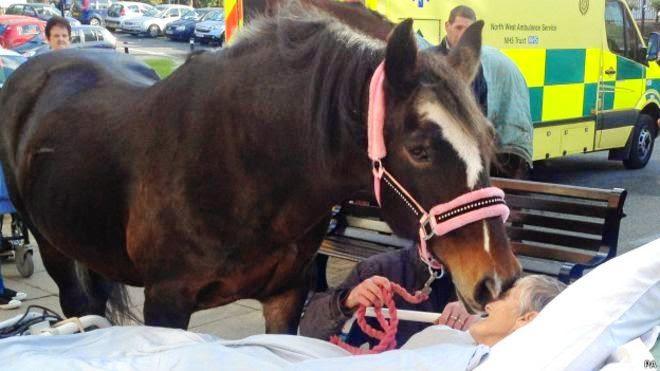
[483,220,490,254]
[417,102,483,189]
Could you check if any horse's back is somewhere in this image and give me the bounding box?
[0,49,159,165]
[0,50,160,276]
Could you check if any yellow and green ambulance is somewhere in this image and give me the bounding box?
[226,0,660,168]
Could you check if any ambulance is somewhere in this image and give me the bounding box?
[225,0,660,169]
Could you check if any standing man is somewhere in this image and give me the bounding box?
[431,5,488,114]
[45,16,72,52]
[430,6,532,179]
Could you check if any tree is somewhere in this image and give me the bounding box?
[651,0,660,22]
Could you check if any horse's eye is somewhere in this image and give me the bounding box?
[409,146,429,161]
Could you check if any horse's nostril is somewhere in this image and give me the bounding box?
[475,276,500,306]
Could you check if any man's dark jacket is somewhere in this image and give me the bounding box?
[299,247,454,347]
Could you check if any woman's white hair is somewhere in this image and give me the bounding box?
[514,275,567,314]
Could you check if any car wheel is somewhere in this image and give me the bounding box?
[218,32,225,47]
[107,27,115,32]
[148,24,160,38]
[89,17,101,26]
[623,114,656,169]
[200,38,209,45]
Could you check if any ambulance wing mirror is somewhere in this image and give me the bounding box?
[646,32,660,63]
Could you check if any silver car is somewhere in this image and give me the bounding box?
[194,9,224,45]
[104,1,156,32]
[122,4,192,37]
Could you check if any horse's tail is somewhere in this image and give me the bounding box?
[74,261,141,325]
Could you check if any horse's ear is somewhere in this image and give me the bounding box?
[446,20,484,83]
[385,19,417,97]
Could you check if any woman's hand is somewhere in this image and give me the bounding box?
[435,301,480,330]
[343,276,392,310]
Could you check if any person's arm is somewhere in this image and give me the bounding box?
[299,263,391,340]
[298,267,362,340]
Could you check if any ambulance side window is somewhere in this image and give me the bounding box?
[623,9,643,61]
[605,1,626,55]
[605,0,644,62]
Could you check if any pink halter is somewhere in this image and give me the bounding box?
[367,62,510,271]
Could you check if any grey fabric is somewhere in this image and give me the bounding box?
[480,46,533,165]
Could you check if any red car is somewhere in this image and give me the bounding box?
[0,15,46,49]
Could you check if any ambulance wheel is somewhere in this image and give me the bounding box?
[15,244,34,278]
[623,114,655,169]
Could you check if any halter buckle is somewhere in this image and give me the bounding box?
[420,214,435,241]
[421,264,444,296]
[372,160,384,179]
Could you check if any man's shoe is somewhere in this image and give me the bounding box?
[0,288,27,301]
[0,296,21,310]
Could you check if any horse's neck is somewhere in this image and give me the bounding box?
[304,0,393,40]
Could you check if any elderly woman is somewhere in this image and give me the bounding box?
[401,275,566,369]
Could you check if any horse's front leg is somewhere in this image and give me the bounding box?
[143,280,196,329]
[262,215,331,334]
[262,283,309,334]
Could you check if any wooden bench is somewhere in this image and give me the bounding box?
[316,178,627,290]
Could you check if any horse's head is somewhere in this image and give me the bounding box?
[375,20,521,312]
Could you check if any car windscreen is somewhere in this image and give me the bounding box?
[144,8,160,17]
[36,6,59,16]
[181,10,198,20]
[202,10,223,22]
[107,4,122,16]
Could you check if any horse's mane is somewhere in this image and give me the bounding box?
[192,0,494,168]
[227,1,388,166]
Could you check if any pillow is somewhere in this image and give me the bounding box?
[476,238,660,371]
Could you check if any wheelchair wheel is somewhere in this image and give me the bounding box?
[15,244,34,278]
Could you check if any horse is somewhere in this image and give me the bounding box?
[0,2,521,333]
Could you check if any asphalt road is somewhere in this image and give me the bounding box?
[111,32,660,254]
[114,32,219,61]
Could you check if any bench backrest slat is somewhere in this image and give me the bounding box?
[508,211,604,235]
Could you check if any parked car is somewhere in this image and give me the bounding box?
[70,0,111,26]
[122,4,191,37]
[193,8,223,45]
[0,15,45,49]
[1,0,26,13]
[0,47,27,89]
[4,3,81,26]
[104,1,153,31]
[12,24,117,56]
[163,7,216,41]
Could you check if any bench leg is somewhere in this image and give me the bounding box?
[314,254,329,292]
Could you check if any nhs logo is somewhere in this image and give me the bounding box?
[415,0,429,8]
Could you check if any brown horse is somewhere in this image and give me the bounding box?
[0,2,520,332]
